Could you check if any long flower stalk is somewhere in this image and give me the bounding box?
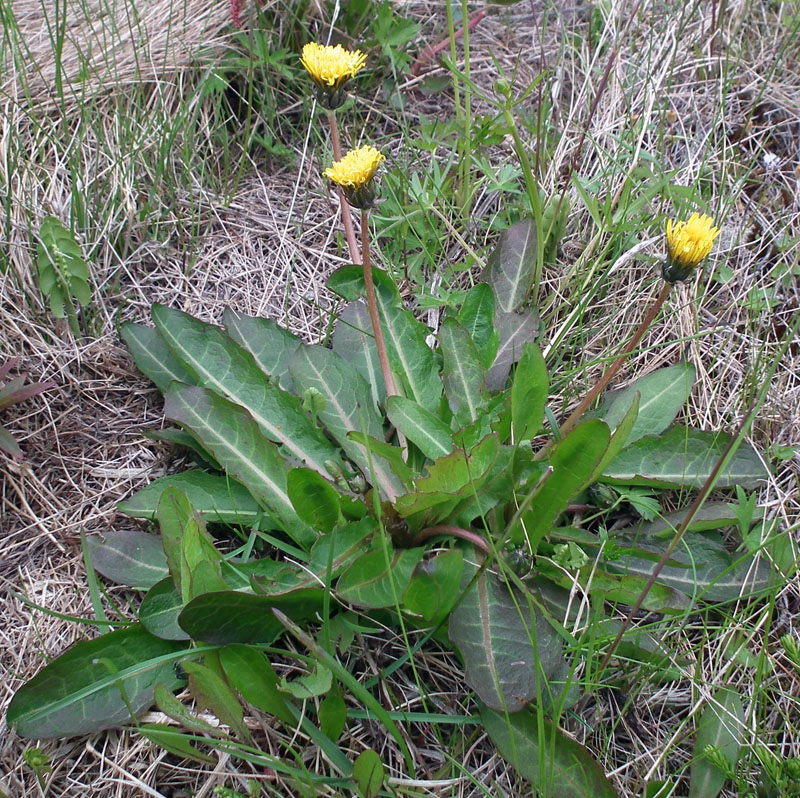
[328,113,361,265]
[361,212,399,399]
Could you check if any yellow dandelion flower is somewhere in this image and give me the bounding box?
[663,212,720,282]
[324,146,385,209]
[300,42,366,109]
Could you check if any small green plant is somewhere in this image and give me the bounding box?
[0,358,54,460]
[7,36,797,798]
[35,216,92,336]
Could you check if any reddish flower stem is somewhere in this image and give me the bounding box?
[328,113,361,265]
[555,281,673,442]
[360,213,399,400]
[413,525,490,553]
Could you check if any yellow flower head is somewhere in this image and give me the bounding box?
[324,146,385,209]
[663,212,720,282]
[300,43,366,108]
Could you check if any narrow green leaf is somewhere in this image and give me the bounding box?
[289,345,403,501]
[608,532,776,601]
[158,487,226,603]
[336,545,425,609]
[689,688,746,798]
[622,502,765,540]
[280,662,332,699]
[596,363,696,445]
[120,322,196,394]
[601,426,770,488]
[7,626,185,738]
[332,300,385,408]
[219,644,295,724]
[486,309,540,391]
[456,283,500,369]
[439,317,486,424]
[138,723,216,764]
[178,590,323,645]
[481,705,617,797]
[164,384,315,548]
[448,555,568,712]
[86,529,168,589]
[482,218,538,313]
[139,578,189,641]
[511,343,548,441]
[385,395,453,460]
[223,308,301,393]
[154,683,222,736]
[347,431,415,486]
[520,420,610,549]
[153,304,340,477]
[287,468,341,534]
[587,392,640,484]
[183,661,251,742]
[119,471,264,528]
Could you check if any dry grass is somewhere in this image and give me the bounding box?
[1,0,799,795]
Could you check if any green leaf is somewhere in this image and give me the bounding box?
[481,705,617,797]
[439,317,486,424]
[7,626,185,738]
[164,384,315,548]
[456,283,499,369]
[336,545,424,609]
[223,308,301,394]
[331,269,441,413]
[289,345,403,501]
[608,532,776,601]
[595,363,696,445]
[157,487,226,603]
[36,216,91,317]
[152,304,340,477]
[118,471,264,528]
[85,529,168,589]
[587,392,640,484]
[287,468,341,533]
[516,420,610,549]
[403,549,463,623]
[601,426,770,488]
[689,687,746,798]
[138,723,216,764]
[318,692,347,741]
[218,644,295,724]
[144,428,222,471]
[482,218,538,313]
[535,561,690,613]
[178,590,323,645]
[353,749,384,798]
[486,309,540,391]
[154,683,222,736]
[139,578,189,641]
[395,434,499,519]
[183,661,251,742]
[385,395,454,461]
[120,322,197,394]
[448,555,568,712]
[332,300,385,408]
[627,502,767,540]
[511,343,548,441]
[280,662,332,699]
[347,431,415,487]
[327,264,398,302]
